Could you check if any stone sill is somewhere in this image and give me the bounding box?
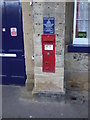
[68,44,90,53]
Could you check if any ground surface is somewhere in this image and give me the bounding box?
[1,85,88,118]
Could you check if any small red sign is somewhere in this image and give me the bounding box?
[11,28,17,36]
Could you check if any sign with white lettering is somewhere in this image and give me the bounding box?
[43,17,55,34]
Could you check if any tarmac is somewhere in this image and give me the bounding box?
[1,85,88,118]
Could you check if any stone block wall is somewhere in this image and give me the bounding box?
[22,2,88,100]
[65,3,88,101]
[33,2,65,93]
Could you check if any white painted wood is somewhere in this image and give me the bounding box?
[73,0,89,45]
[0,53,17,57]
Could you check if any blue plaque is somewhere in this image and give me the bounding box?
[43,17,55,34]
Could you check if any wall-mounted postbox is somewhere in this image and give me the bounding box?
[42,34,55,73]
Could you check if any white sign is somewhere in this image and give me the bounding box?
[45,45,53,50]
[11,28,17,37]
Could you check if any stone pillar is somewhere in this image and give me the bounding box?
[22,2,34,90]
[33,2,65,94]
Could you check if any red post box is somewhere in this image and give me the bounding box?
[42,34,55,73]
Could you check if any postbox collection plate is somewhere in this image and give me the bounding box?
[44,44,53,50]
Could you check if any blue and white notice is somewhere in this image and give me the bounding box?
[43,17,55,34]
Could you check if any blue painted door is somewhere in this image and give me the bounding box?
[0,1,26,85]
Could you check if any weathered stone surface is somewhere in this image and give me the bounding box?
[33,2,65,93]
[22,2,88,99]
[34,67,64,76]
[24,33,33,59]
[64,2,88,100]
[34,24,43,34]
[65,53,88,71]
[65,71,88,91]
[22,2,34,89]
[25,79,34,91]
[24,33,34,75]
[23,23,33,34]
[55,55,64,67]
[33,15,43,24]
[22,2,32,12]
[25,58,34,74]
[66,90,88,101]
[34,46,42,56]
[34,56,42,67]
[33,78,64,93]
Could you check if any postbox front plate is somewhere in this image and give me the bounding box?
[42,34,55,73]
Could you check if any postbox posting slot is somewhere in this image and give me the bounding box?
[42,39,54,42]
